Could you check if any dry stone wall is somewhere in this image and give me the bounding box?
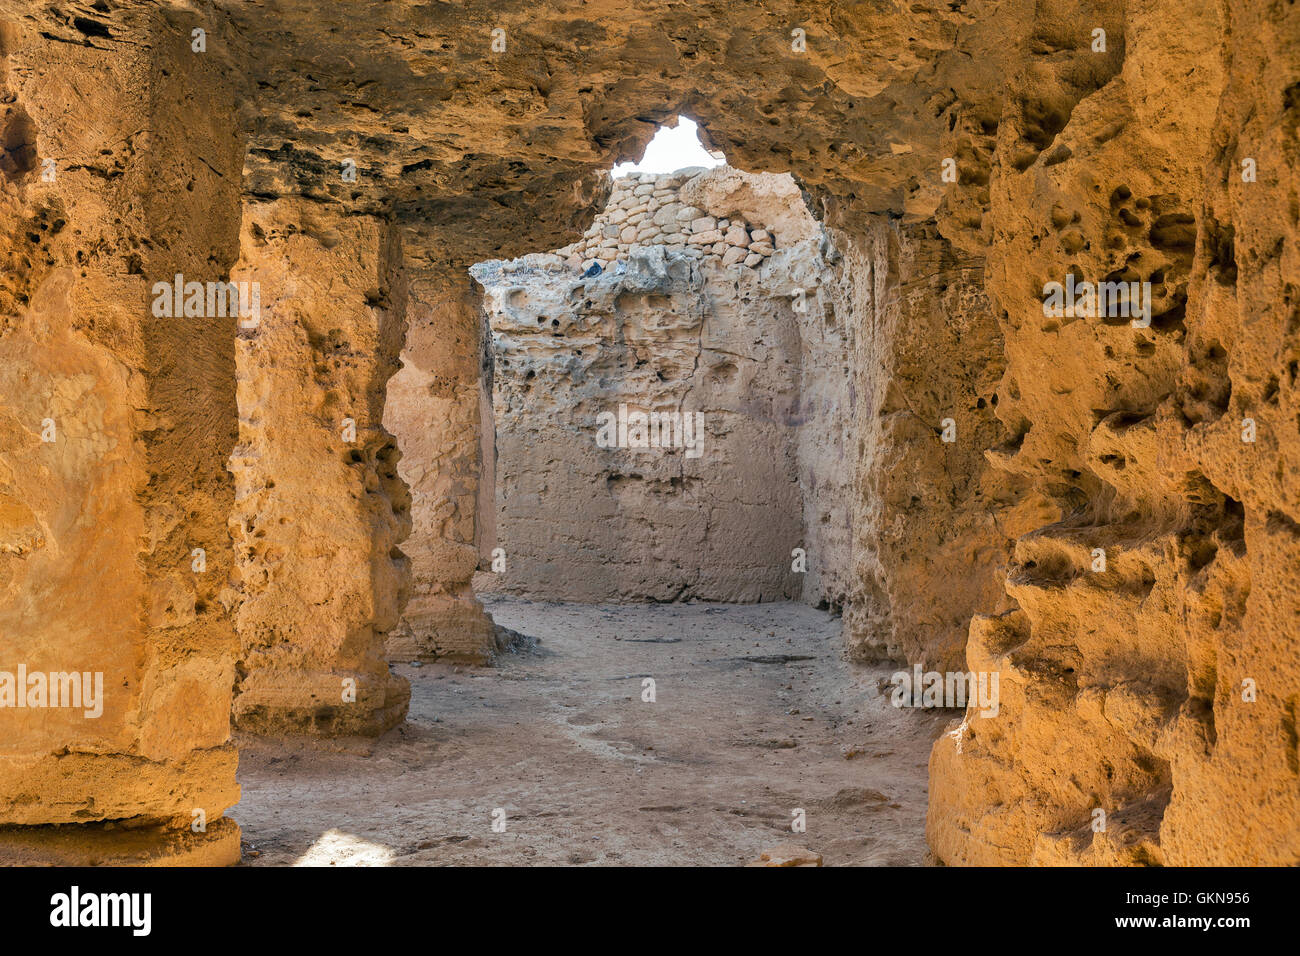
[557,168,783,273]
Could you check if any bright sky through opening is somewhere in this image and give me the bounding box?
[611,118,724,177]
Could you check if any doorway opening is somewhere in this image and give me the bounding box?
[234,118,960,866]
[471,119,849,608]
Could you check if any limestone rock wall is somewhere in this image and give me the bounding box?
[0,20,244,864]
[694,169,856,611]
[475,239,805,603]
[835,219,1031,673]
[0,0,1295,868]
[475,166,1018,637]
[474,167,880,606]
[229,199,411,736]
[928,0,1300,865]
[768,236,856,612]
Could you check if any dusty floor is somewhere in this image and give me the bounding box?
[233,598,951,865]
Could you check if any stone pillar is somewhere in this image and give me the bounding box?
[383,273,498,663]
[836,216,1030,673]
[0,22,244,864]
[229,200,412,735]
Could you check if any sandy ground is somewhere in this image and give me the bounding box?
[233,598,952,866]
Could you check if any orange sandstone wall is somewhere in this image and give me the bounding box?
[0,19,243,864]
[929,0,1300,866]
[229,200,411,736]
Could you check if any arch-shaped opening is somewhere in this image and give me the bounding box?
[610,117,725,178]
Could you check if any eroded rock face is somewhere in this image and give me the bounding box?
[229,200,411,736]
[837,221,1033,672]
[928,0,1300,866]
[0,0,1031,271]
[383,275,499,663]
[0,0,1295,868]
[474,166,1010,629]
[0,20,243,864]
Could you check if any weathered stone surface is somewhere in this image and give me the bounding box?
[748,843,824,866]
[229,200,411,736]
[0,18,243,863]
[557,169,779,272]
[0,0,1294,869]
[475,168,886,611]
[928,0,1300,866]
[837,221,1033,671]
[384,274,500,663]
[680,171,818,249]
[475,240,806,603]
